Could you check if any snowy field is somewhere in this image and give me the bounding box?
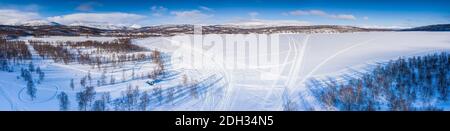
[1,32,450,110]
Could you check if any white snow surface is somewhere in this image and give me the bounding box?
[1,32,450,111]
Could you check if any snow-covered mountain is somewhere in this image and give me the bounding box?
[223,19,310,29]
[68,22,141,30]
[17,20,61,26]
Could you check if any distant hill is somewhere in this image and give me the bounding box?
[1,24,392,37]
[402,24,450,31]
[0,25,105,37]
[5,23,449,37]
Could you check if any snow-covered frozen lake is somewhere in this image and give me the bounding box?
[1,32,450,110]
[133,32,450,110]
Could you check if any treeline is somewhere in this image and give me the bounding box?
[0,38,31,61]
[29,39,153,68]
[30,42,73,64]
[65,38,147,53]
[0,38,32,72]
[66,76,208,111]
[308,52,450,111]
[77,52,151,69]
[19,62,45,100]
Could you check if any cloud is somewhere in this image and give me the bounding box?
[287,9,357,20]
[227,19,310,27]
[170,10,213,24]
[151,5,168,16]
[199,6,213,12]
[363,16,369,20]
[47,12,146,25]
[76,2,102,11]
[76,5,93,11]
[0,9,41,25]
[309,10,327,16]
[330,14,356,20]
[248,12,259,19]
[289,10,326,16]
[288,10,308,16]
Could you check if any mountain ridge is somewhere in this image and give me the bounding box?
[1,23,448,38]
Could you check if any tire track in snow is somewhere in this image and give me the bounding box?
[160,37,232,110]
[0,85,16,110]
[294,34,390,110]
[18,85,59,104]
[266,35,309,110]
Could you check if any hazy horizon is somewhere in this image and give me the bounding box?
[0,0,449,28]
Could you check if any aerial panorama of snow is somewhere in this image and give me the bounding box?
[1,32,450,111]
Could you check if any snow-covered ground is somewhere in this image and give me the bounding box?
[18,36,118,42]
[1,32,450,110]
[133,32,450,110]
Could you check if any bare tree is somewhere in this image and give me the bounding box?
[87,71,92,86]
[167,87,175,105]
[110,75,115,85]
[80,76,87,87]
[153,86,163,105]
[101,69,107,85]
[139,91,150,111]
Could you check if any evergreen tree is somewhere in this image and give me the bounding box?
[76,86,96,111]
[92,99,106,111]
[38,70,45,82]
[28,62,35,72]
[26,80,36,100]
[70,79,75,90]
[57,92,69,111]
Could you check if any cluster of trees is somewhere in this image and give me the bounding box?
[108,84,180,111]
[0,39,31,61]
[29,39,153,69]
[65,38,146,53]
[148,50,165,79]
[65,74,201,111]
[30,41,73,64]
[78,52,151,69]
[72,50,165,91]
[76,86,97,111]
[0,59,11,72]
[67,84,166,111]
[308,52,450,111]
[19,62,45,100]
[55,48,186,111]
[61,71,211,111]
[0,39,31,72]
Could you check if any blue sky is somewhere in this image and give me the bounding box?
[0,0,449,27]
